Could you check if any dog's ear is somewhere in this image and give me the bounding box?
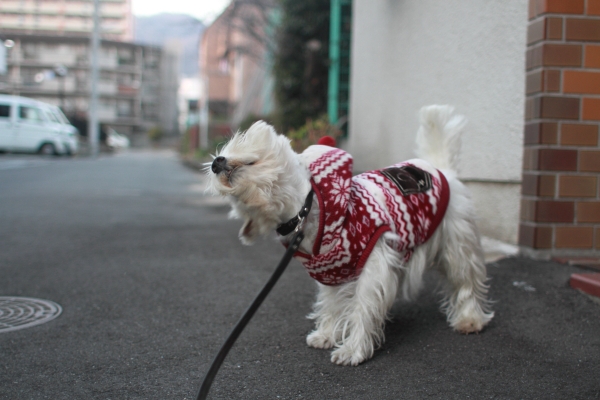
[246,121,277,146]
[239,218,258,245]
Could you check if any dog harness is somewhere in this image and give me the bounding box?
[290,147,450,286]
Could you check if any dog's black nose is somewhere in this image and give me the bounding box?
[211,156,227,174]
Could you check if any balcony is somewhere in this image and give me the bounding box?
[99,82,117,95]
[117,85,138,97]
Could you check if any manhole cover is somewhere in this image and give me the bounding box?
[0,297,62,333]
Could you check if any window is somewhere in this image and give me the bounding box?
[22,43,39,60]
[0,104,10,118]
[19,106,45,122]
[117,100,132,117]
[44,110,60,123]
[117,49,135,66]
[53,107,70,124]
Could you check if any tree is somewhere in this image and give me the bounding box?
[220,0,279,64]
[273,0,330,132]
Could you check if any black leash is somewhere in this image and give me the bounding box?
[196,190,314,400]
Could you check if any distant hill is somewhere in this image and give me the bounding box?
[134,13,205,77]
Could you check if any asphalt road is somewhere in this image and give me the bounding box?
[0,150,599,400]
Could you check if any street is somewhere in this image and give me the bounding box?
[0,150,599,399]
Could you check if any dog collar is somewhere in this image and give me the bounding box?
[276,189,314,236]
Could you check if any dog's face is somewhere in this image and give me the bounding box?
[206,121,305,244]
[206,121,286,198]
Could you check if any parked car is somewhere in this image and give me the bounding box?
[40,103,80,155]
[0,95,79,156]
[105,128,130,150]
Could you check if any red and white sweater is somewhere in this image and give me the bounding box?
[288,146,450,286]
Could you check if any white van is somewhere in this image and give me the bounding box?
[0,95,79,156]
[39,103,80,155]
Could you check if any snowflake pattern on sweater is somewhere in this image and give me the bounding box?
[291,147,450,286]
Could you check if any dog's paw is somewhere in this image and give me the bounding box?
[330,346,366,366]
[453,317,486,334]
[306,330,335,349]
[238,219,258,245]
[239,234,256,246]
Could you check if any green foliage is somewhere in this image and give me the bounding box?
[178,126,230,162]
[237,113,276,133]
[178,127,192,155]
[286,115,341,152]
[147,126,163,142]
[273,0,330,132]
[199,135,230,159]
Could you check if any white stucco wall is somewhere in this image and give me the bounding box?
[347,0,528,243]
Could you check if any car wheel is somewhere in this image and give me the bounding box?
[39,143,56,156]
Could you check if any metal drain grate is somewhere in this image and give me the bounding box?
[0,297,62,333]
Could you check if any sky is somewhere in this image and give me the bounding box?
[131,0,230,23]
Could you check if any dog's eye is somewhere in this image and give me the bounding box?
[246,162,256,166]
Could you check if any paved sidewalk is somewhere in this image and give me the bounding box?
[200,255,600,400]
[0,152,598,399]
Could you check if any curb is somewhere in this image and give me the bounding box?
[553,257,600,272]
[181,158,207,173]
[570,273,600,299]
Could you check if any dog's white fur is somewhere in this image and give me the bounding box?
[206,105,494,366]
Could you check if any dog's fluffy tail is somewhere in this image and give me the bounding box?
[415,105,466,171]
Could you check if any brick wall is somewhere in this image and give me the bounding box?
[521,0,600,257]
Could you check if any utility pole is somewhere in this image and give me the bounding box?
[200,77,209,150]
[88,0,101,156]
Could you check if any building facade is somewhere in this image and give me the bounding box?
[0,0,133,42]
[347,0,599,258]
[0,34,179,137]
[199,1,276,144]
[521,0,600,258]
[348,1,527,246]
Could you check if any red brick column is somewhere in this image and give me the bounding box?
[520,0,600,257]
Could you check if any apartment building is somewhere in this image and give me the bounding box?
[199,1,276,142]
[0,34,178,137]
[0,1,179,139]
[0,0,133,42]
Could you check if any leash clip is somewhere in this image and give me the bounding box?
[294,201,311,234]
[294,214,306,234]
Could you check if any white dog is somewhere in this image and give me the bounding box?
[206,105,493,366]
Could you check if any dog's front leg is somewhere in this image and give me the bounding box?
[307,284,345,349]
[330,240,400,366]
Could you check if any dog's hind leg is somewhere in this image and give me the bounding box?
[329,238,400,366]
[438,178,494,334]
